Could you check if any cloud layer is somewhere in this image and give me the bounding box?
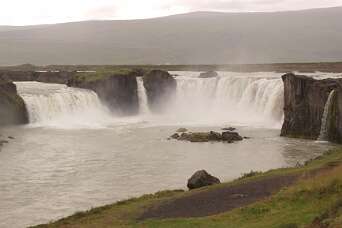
[1,0,342,25]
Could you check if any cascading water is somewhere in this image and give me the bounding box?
[318,90,336,141]
[136,77,150,115]
[15,82,113,128]
[153,72,285,128]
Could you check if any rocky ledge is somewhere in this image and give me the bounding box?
[0,76,28,126]
[143,70,176,113]
[199,71,218,78]
[281,73,342,143]
[67,70,140,115]
[170,130,244,143]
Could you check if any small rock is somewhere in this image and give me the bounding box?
[176,128,188,133]
[170,133,180,139]
[230,194,247,199]
[0,140,9,145]
[243,136,251,139]
[8,136,14,139]
[187,170,221,190]
[199,71,218,78]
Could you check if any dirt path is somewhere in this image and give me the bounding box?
[140,174,298,220]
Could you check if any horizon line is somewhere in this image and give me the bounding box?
[1,5,341,27]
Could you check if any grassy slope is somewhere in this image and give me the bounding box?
[33,149,342,228]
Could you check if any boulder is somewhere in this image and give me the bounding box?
[208,131,222,141]
[143,70,176,112]
[222,131,243,142]
[170,133,180,139]
[187,170,221,190]
[199,71,218,78]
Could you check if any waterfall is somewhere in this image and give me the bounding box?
[158,73,284,128]
[134,72,284,127]
[136,77,150,115]
[318,90,336,141]
[15,82,113,128]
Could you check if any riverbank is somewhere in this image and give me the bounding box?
[33,148,342,228]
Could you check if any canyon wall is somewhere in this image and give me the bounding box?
[0,76,28,126]
[281,73,342,143]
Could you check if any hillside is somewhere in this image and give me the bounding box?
[1,7,342,65]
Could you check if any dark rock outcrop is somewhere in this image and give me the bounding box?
[67,72,139,115]
[222,131,243,142]
[0,76,28,126]
[281,73,342,142]
[143,70,176,112]
[173,131,243,143]
[187,170,220,190]
[199,71,218,78]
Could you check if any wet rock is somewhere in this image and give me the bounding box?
[170,133,180,139]
[174,131,244,143]
[187,170,221,190]
[222,131,243,142]
[199,71,218,78]
[176,128,188,133]
[208,131,222,141]
[187,133,210,142]
[8,136,14,139]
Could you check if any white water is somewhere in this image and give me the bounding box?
[139,72,285,128]
[318,90,336,141]
[15,82,113,128]
[16,72,342,130]
[137,77,150,115]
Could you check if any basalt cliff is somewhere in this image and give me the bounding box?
[281,73,342,143]
[0,76,28,126]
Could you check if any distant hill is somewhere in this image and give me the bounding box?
[0,7,342,65]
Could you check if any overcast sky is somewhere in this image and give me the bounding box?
[1,0,342,25]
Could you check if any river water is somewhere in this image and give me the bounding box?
[0,71,339,227]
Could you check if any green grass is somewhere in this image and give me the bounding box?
[32,148,342,228]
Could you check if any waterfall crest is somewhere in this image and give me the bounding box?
[15,82,113,128]
[318,90,336,141]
